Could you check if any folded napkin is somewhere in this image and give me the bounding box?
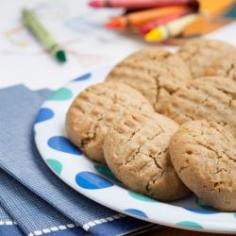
[0,169,86,236]
[0,85,156,236]
[0,204,23,236]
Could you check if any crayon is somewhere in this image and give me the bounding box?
[22,9,67,63]
[105,5,192,29]
[199,0,234,16]
[89,0,199,9]
[145,13,199,42]
[183,16,230,37]
[139,10,189,34]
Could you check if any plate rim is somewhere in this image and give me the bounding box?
[34,68,236,234]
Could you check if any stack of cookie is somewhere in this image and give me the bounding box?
[66,39,236,211]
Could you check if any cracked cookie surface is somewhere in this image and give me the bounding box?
[163,76,236,135]
[66,82,153,163]
[103,111,190,201]
[169,120,236,211]
[204,58,236,80]
[106,47,191,113]
[177,39,236,78]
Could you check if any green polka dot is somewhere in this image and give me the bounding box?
[176,221,203,229]
[197,198,217,211]
[49,88,72,101]
[128,191,157,202]
[94,164,120,183]
[46,159,63,175]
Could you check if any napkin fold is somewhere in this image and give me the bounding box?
[0,85,156,236]
[0,169,87,236]
[0,204,23,236]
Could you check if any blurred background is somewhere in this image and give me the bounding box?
[0,0,235,89]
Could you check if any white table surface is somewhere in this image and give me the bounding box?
[0,0,235,90]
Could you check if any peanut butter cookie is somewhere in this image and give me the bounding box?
[204,58,236,80]
[106,47,191,112]
[164,76,236,134]
[66,82,153,163]
[177,39,236,78]
[103,111,190,201]
[169,120,236,211]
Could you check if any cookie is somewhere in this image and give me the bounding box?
[204,58,236,80]
[169,120,236,211]
[66,82,153,163]
[106,47,192,112]
[177,39,236,78]
[163,76,236,134]
[103,111,190,201]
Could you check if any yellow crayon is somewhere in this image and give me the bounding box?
[145,13,199,42]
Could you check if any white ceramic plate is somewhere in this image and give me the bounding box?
[34,67,236,234]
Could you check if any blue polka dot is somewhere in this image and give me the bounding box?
[124,209,147,218]
[75,171,113,189]
[185,207,218,214]
[48,136,81,155]
[35,108,54,123]
[73,73,91,82]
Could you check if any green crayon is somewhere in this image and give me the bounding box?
[22,8,67,63]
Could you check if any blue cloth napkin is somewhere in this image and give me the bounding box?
[0,204,23,236]
[0,85,156,236]
[0,169,87,236]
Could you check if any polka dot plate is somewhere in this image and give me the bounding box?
[34,67,236,234]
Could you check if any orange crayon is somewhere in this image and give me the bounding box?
[139,10,190,34]
[105,5,193,29]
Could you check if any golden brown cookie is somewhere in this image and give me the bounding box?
[66,82,153,163]
[169,120,236,211]
[204,58,236,80]
[177,39,236,78]
[163,76,236,134]
[103,111,190,201]
[106,47,192,113]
